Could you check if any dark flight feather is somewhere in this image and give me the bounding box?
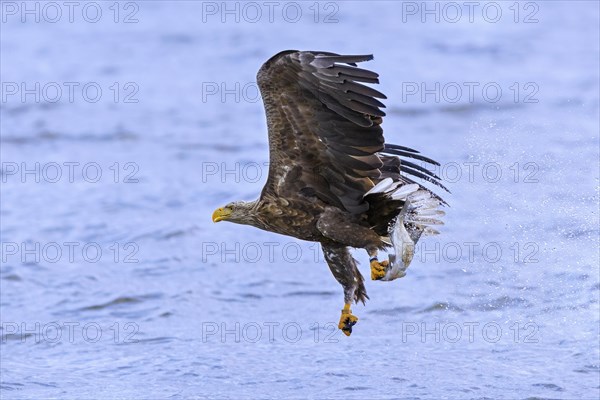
[256,50,446,216]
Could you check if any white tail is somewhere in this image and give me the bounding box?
[381,189,445,281]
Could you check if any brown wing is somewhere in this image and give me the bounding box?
[257,50,388,214]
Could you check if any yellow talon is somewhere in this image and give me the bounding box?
[338,303,358,336]
[370,259,389,280]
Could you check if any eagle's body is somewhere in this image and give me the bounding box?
[213,50,447,335]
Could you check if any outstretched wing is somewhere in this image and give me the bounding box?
[257,50,388,213]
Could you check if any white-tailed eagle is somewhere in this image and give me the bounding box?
[212,50,447,336]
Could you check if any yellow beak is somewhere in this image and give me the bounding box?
[212,207,232,222]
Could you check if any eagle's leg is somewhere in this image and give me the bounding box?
[321,244,367,336]
[317,208,390,282]
[367,248,389,281]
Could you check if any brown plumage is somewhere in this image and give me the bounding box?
[212,50,448,335]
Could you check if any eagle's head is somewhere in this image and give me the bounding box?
[212,201,257,225]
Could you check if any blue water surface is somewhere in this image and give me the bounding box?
[1,1,599,399]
